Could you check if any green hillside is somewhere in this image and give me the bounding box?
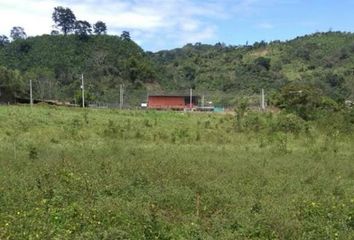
[0,35,157,102]
[151,32,354,101]
[1,31,354,105]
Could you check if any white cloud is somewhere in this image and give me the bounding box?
[0,0,226,49]
[179,26,217,45]
[0,0,276,50]
[0,0,59,36]
[180,20,200,32]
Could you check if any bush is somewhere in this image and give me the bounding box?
[243,113,268,132]
[274,113,306,134]
[254,57,271,71]
[344,108,354,125]
[234,98,249,131]
[275,83,324,120]
[319,96,340,111]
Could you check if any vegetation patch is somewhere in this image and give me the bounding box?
[0,106,353,239]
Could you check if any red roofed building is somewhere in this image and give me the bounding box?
[148,95,199,110]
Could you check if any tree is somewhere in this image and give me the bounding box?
[0,35,9,47]
[74,20,92,38]
[121,31,131,41]
[127,57,139,82]
[10,26,27,40]
[93,21,107,35]
[0,66,25,98]
[24,67,57,100]
[324,73,349,101]
[254,57,271,71]
[50,30,60,36]
[75,90,95,107]
[182,65,196,88]
[275,83,324,120]
[52,6,76,35]
[253,40,267,49]
[234,97,249,131]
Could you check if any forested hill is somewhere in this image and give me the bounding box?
[151,31,354,102]
[1,31,354,104]
[0,34,157,102]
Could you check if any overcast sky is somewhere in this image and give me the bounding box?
[1,0,354,51]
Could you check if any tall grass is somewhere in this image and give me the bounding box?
[0,106,353,239]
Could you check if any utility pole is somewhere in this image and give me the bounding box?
[189,88,193,110]
[119,84,124,109]
[201,95,205,108]
[81,74,85,108]
[30,80,33,108]
[261,88,265,111]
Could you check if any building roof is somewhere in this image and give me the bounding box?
[148,94,200,98]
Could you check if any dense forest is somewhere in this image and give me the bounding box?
[0,8,354,109]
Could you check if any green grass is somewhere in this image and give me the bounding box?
[0,106,354,239]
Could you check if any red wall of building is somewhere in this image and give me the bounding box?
[148,96,185,109]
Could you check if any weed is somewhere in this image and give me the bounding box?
[28,146,38,160]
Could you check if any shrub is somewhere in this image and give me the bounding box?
[275,83,324,120]
[254,57,271,71]
[344,108,354,125]
[243,113,268,132]
[234,98,249,131]
[103,119,120,138]
[319,96,340,111]
[274,113,306,134]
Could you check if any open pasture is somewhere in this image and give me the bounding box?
[0,106,354,239]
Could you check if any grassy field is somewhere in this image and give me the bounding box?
[0,106,354,239]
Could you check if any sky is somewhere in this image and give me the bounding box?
[0,0,354,51]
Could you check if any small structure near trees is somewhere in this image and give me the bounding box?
[148,94,199,110]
